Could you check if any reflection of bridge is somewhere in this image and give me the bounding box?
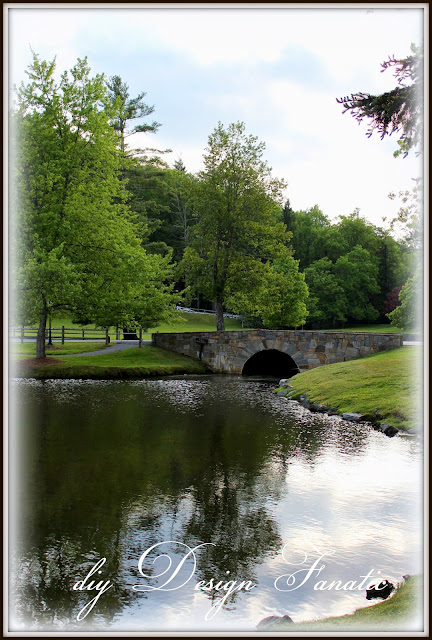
[152,330,403,376]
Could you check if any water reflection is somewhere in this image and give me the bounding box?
[9,377,422,631]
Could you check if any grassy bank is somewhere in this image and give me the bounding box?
[285,347,422,431]
[265,576,422,631]
[12,345,208,379]
[10,342,116,356]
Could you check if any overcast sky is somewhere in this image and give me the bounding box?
[7,4,425,228]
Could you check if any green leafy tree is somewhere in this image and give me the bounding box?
[334,246,380,323]
[285,205,407,321]
[336,210,381,256]
[387,265,422,330]
[304,258,347,328]
[226,257,308,329]
[124,161,172,251]
[11,54,175,358]
[147,166,198,262]
[335,211,406,315]
[283,205,332,269]
[173,157,187,172]
[337,44,423,158]
[180,121,307,331]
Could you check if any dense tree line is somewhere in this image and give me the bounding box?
[120,148,416,330]
[281,204,413,328]
[119,154,416,330]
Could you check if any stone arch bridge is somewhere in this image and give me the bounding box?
[152,329,402,376]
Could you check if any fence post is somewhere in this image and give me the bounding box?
[139,326,143,348]
[48,316,53,346]
[61,326,65,345]
[21,326,24,343]
[105,327,109,346]
[82,329,85,340]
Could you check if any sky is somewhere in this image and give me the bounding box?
[7,4,425,228]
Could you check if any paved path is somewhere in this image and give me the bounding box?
[51,340,151,357]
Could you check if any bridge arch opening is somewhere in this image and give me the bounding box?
[242,349,299,378]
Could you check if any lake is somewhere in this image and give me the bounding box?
[9,376,422,632]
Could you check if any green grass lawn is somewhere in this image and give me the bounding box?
[12,345,208,379]
[266,576,422,631]
[10,342,115,356]
[149,312,247,333]
[286,346,422,431]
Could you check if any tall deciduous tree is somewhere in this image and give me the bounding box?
[230,257,308,329]
[304,258,347,328]
[180,121,307,331]
[334,246,380,323]
[12,54,175,358]
[283,205,334,269]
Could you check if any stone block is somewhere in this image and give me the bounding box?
[345,347,359,358]
[342,412,364,422]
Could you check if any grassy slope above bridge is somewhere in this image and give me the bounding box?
[284,346,422,431]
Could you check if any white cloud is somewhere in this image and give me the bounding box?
[114,7,423,84]
[7,5,424,227]
[8,7,423,77]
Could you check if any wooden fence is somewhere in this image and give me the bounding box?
[8,326,147,345]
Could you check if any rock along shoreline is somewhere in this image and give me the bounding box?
[274,378,415,437]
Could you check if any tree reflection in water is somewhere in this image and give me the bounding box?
[10,378,371,630]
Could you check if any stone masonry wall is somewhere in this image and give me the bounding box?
[152,330,403,374]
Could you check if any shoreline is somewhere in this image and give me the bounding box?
[274,346,421,433]
[10,345,209,379]
[258,575,422,631]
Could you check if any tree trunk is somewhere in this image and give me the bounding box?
[120,125,126,186]
[36,299,48,359]
[215,299,225,332]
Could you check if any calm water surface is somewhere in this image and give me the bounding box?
[10,376,422,631]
